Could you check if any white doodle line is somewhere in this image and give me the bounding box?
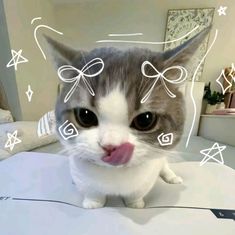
[32,17,63,60]
[216,63,235,94]
[4,130,22,151]
[31,17,42,25]
[157,133,173,146]
[58,120,79,140]
[108,33,143,36]
[185,29,218,148]
[229,63,235,81]
[141,61,187,103]
[25,85,33,102]
[6,49,29,71]
[96,25,199,44]
[57,58,104,103]
[216,70,232,94]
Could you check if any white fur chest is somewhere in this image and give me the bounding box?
[69,156,165,196]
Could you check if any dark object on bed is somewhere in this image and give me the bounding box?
[0,81,9,110]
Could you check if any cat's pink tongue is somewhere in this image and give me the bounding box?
[101,142,134,166]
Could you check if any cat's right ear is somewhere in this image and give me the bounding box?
[44,36,85,69]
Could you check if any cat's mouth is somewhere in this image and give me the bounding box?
[101,142,134,166]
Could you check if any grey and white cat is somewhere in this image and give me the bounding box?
[46,28,209,209]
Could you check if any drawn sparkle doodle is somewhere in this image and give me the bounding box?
[25,85,34,102]
[216,69,232,94]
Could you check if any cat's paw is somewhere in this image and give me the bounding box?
[82,198,105,209]
[125,198,145,209]
[166,176,183,184]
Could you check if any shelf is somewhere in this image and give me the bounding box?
[199,115,235,146]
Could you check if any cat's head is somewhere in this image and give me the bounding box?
[46,28,209,167]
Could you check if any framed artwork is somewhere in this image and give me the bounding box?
[164,8,215,81]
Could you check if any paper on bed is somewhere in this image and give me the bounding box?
[0,152,235,235]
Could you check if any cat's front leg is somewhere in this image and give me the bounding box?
[160,162,183,184]
[124,196,145,209]
[123,190,147,209]
[82,192,106,209]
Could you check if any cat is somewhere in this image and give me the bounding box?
[45,27,209,209]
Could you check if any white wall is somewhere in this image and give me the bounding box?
[54,0,235,92]
[3,0,59,121]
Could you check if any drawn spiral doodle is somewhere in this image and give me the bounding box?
[57,58,104,103]
[58,120,79,140]
[157,133,173,146]
[141,61,188,103]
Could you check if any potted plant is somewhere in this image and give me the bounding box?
[216,92,225,110]
[203,83,225,113]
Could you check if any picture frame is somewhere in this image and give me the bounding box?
[164,8,215,81]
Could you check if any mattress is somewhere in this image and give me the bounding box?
[0,152,234,234]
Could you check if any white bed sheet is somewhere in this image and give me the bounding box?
[0,152,234,235]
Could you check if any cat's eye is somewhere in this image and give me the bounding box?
[130,112,157,131]
[74,108,98,128]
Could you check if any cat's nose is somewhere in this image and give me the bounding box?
[101,145,117,154]
[101,142,135,166]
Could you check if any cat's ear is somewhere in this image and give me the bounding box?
[162,26,211,67]
[44,36,85,69]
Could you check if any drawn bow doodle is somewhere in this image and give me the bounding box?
[141,61,188,103]
[57,58,104,103]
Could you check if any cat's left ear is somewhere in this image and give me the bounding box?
[44,35,86,69]
[162,26,211,67]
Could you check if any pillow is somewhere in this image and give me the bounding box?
[0,121,58,157]
[0,149,9,161]
[0,108,13,124]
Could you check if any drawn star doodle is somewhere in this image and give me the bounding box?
[200,142,226,166]
[6,49,28,71]
[4,130,22,151]
[217,6,227,16]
